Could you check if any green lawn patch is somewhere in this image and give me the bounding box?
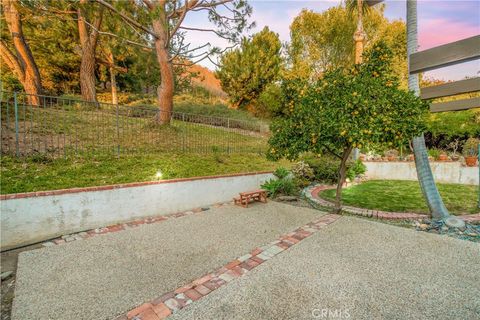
[320,180,479,215]
[0,153,288,194]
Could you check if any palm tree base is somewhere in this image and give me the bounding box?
[444,216,466,229]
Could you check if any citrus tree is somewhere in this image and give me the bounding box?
[268,42,428,212]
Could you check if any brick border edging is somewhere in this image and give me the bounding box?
[304,184,480,223]
[0,171,273,200]
[113,213,341,320]
[41,202,231,246]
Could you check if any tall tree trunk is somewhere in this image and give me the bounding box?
[79,45,97,102]
[1,0,42,105]
[152,18,174,125]
[351,0,366,160]
[407,0,451,221]
[334,146,353,213]
[77,0,103,103]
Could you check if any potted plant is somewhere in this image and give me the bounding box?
[463,137,479,167]
[448,138,461,161]
[385,149,398,161]
[359,154,366,161]
[438,151,448,161]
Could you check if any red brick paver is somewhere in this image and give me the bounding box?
[113,213,341,319]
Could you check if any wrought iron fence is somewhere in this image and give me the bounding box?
[0,92,268,158]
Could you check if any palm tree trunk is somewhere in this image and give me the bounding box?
[407,0,450,221]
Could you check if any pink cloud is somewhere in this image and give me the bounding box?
[418,18,480,50]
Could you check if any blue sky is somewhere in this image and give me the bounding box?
[183,0,480,81]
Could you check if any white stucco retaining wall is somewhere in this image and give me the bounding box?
[364,162,478,185]
[0,172,273,251]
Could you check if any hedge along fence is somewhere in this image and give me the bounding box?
[0,171,274,251]
[0,91,268,158]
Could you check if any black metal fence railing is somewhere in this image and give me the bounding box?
[0,92,268,158]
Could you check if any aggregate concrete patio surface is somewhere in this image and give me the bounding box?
[12,202,324,320]
[170,217,480,320]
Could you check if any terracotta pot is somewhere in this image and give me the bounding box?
[387,156,396,161]
[438,154,448,161]
[359,154,366,161]
[408,154,415,161]
[465,156,478,167]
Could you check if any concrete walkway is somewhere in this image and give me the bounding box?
[12,202,324,320]
[170,217,480,320]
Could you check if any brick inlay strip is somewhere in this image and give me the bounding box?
[42,204,225,246]
[305,184,480,223]
[113,214,341,320]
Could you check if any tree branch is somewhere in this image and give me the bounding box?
[96,0,159,39]
[179,26,235,40]
[169,0,189,41]
[0,41,25,81]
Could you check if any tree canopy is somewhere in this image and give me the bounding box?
[268,42,429,210]
[287,5,407,86]
[216,26,282,111]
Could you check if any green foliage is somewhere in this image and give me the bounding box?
[291,161,315,181]
[287,5,407,86]
[463,137,480,157]
[428,148,441,160]
[262,168,298,198]
[300,155,363,184]
[268,42,428,162]
[427,108,480,138]
[346,160,366,181]
[273,167,290,179]
[216,27,282,110]
[1,153,290,194]
[255,83,283,118]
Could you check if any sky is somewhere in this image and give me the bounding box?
[182,0,480,81]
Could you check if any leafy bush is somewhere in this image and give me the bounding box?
[273,167,290,179]
[428,148,441,159]
[301,155,365,184]
[291,161,315,187]
[261,178,298,197]
[262,167,299,197]
[346,160,366,181]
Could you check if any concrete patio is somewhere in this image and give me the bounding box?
[12,202,480,320]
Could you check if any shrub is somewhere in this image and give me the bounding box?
[273,167,290,179]
[262,168,299,197]
[291,161,315,188]
[346,160,366,181]
[291,161,314,181]
[428,148,441,160]
[261,178,298,197]
[302,155,365,184]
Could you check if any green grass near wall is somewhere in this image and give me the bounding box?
[320,180,479,215]
[0,154,289,194]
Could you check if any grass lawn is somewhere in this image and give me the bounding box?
[1,153,288,194]
[320,180,479,215]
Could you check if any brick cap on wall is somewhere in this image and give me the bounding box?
[0,171,273,201]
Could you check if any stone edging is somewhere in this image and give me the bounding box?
[0,171,273,200]
[304,184,480,223]
[112,213,341,320]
